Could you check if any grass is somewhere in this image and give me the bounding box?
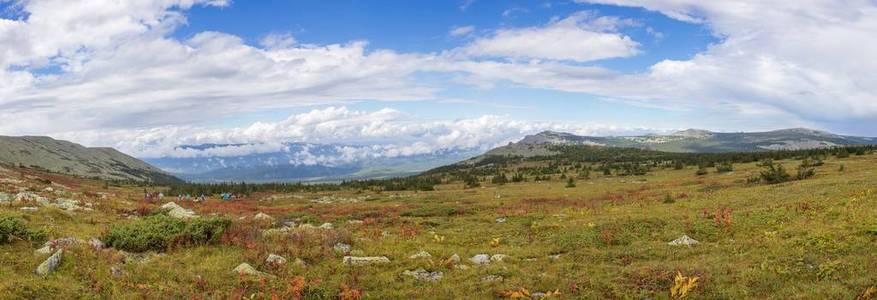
[0,154,876,298]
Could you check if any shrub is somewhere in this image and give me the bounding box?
[758,159,790,184]
[103,214,231,252]
[565,177,576,188]
[0,216,47,244]
[695,167,709,176]
[796,165,816,180]
[715,162,733,173]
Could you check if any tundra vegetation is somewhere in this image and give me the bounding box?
[0,145,876,299]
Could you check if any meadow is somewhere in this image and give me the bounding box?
[1,151,876,299]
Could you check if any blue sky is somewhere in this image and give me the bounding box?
[1,0,876,158]
[180,0,716,129]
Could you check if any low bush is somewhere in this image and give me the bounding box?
[758,159,791,184]
[103,214,231,252]
[0,215,47,244]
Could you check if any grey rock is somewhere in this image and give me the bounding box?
[20,206,38,212]
[495,217,507,223]
[470,254,490,265]
[319,223,334,230]
[409,250,431,259]
[89,237,105,250]
[490,254,508,262]
[333,242,352,254]
[232,263,274,278]
[343,256,390,266]
[254,212,274,221]
[266,254,287,265]
[35,250,63,276]
[668,235,699,246]
[402,268,443,282]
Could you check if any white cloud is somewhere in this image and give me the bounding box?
[449,25,475,37]
[566,0,877,120]
[53,106,668,159]
[460,11,640,62]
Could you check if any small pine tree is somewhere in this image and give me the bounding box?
[695,167,708,176]
[759,159,791,184]
[565,177,576,188]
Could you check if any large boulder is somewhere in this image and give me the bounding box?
[254,212,274,222]
[161,202,197,219]
[35,249,63,276]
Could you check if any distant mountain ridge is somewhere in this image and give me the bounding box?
[144,142,480,183]
[483,128,877,158]
[0,136,180,183]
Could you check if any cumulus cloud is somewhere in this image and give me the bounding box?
[53,106,668,159]
[2,0,877,149]
[460,11,641,62]
[566,0,877,120]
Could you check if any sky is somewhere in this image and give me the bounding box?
[1,0,876,159]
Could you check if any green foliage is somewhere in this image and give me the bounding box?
[0,216,47,244]
[758,159,791,184]
[663,194,675,204]
[715,162,734,173]
[796,164,816,180]
[695,167,709,176]
[491,173,508,185]
[565,177,576,188]
[103,214,231,252]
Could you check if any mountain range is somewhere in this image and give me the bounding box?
[481,128,877,159]
[1,128,874,183]
[143,143,480,183]
[0,136,179,183]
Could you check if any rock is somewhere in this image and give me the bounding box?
[89,238,105,250]
[343,256,390,266]
[347,220,364,225]
[470,254,490,265]
[161,202,197,219]
[319,223,334,230]
[495,217,507,223]
[20,206,38,212]
[668,235,699,246]
[232,263,274,278]
[532,292,548,299]
[51,198,82,210]
[402,268,443,282]
[282,221,296,227]
[482,275,504,282]
[35,249,63,276]
[548,254,561,260]
[454,264,470,270]
[490,254,508,262]
[254,212,274,221]
[409,250,431,259]
[333,242,352,254]
[448,254,461,264]
[36,237,85,255]
[266,254,287,265]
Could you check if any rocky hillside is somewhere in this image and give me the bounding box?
[0,136,180,183]
[480,128,877,159]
